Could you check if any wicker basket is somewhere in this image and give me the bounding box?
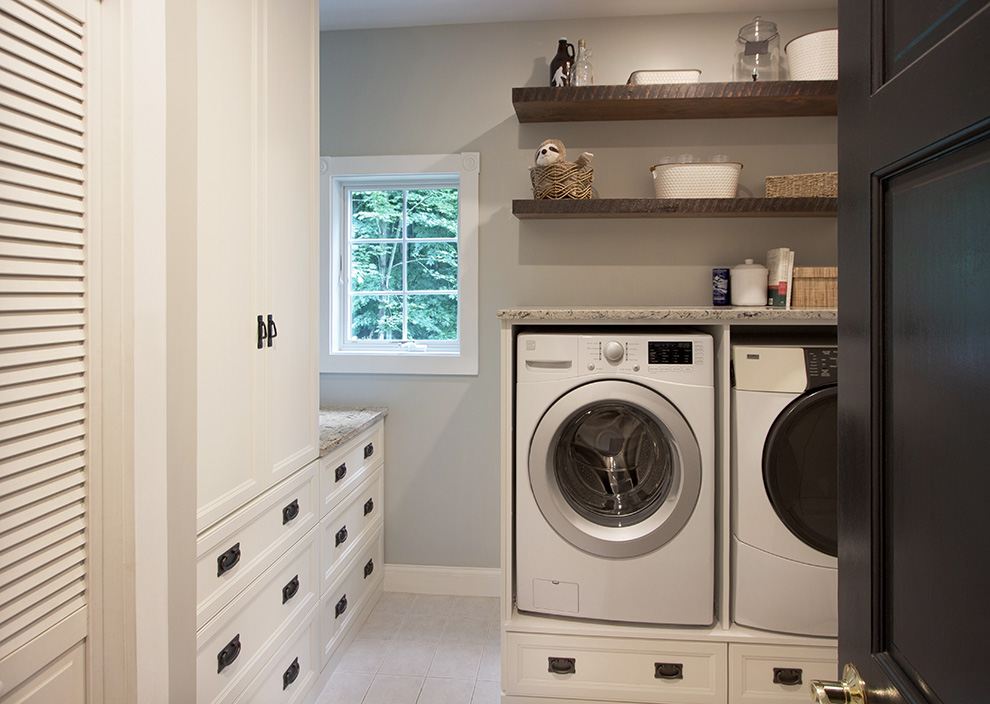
[766,171,838,198]
[791,266,838,308]
[530,163,594,200]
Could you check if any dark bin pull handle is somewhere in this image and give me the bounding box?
[364,442,374,459]
[257,315,267,349]
[548,657,575,675]
[217,543,241,577]
[655,662,684,680]
[335,525,348,547]
[217,634,241,673]
[282,499,300,525]
[282,575,299,604]
[266,314,277,347]
[335,594,348,618]
[334,463,347,482]
[282,657,300,690]
[773,667,803,686]
[364,498,374,516]
[363,558,374,578]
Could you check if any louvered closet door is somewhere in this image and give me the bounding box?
[0,0,91,700]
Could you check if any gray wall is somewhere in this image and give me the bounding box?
[319,10,838,569]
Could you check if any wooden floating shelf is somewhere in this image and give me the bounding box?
[512,197,838,219]
[512,80,838,122]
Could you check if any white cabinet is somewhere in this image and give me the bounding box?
[194,0,319,533]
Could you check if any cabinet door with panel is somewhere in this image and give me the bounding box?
[195,0,319,532]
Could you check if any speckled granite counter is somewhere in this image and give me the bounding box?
[319,407,388,457]
[498,306,836,322]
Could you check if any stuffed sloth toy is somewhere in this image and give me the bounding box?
[533,139,593,169]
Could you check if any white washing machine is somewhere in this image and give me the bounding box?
[731,345,838,637]
[515,332,715,626]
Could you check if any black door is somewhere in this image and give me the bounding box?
[837,1,990,702]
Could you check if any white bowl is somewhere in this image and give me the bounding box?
[628,69,702,85]
[785,29,837,80]
[650,162,742,199]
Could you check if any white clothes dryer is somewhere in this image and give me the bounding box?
[731,345,838,637]
[515,332,715,626]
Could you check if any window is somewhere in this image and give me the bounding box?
[320,154,479,375]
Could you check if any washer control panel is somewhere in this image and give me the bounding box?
[578,334,711,384]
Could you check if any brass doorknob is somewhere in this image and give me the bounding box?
[810,663,867,704]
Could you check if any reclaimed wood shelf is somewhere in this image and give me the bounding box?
[512,80,838,122]
[512,197,838,219]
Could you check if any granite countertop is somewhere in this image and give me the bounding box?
[497,306,837,321]
[319,406,388,457]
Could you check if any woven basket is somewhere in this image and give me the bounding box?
[766,171,838,198]
[530,163,594,200]
[651,162,742,198]
[792,266,838,308]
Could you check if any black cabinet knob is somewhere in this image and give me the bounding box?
[335,594,348,618]
[363,498,374,516]
[257,315,267,349]
[334,463,347,482]
[363,558,374,579]
[335,525,348,547]
[363,442,374,459]
[655,663,684,680]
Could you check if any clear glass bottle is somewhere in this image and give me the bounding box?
[572,39,594,86]
[734,16,780,81]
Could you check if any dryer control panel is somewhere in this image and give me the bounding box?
[577,334,712,385]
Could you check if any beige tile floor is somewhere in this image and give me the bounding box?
[314,592,501,704]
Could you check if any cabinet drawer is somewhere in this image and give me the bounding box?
[319,422,383,518]
[235,608,320,704]
[506,632,727,704]
[321,470,383,593]
[197,463,319,630]
[728,643,837,704]
[196,529,319,704]
[320,530,384,668]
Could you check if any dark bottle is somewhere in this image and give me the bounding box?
[549,38,575,87]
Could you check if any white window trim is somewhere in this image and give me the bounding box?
[320,153,479,375]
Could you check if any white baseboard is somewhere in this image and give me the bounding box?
[384,564,501,597]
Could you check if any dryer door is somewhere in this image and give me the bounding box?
[763,384,838,557]
[529,380,702,559]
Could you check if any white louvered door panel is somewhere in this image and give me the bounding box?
[0,0,91,701]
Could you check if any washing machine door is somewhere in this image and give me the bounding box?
[529,380,702,559]
[763,384,838,557]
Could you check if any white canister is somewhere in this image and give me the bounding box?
[730,259,769,306]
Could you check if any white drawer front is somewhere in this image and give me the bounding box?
[321,470,383,593]
[234,609,320,704]
[320,530,384,667]
[728,643,837,704]
[319,422,383,518]
[506,632,727,704]
[197,462,319,630]
[197,529,319,704]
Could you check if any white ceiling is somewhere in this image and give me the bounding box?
[319,0,835,32]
